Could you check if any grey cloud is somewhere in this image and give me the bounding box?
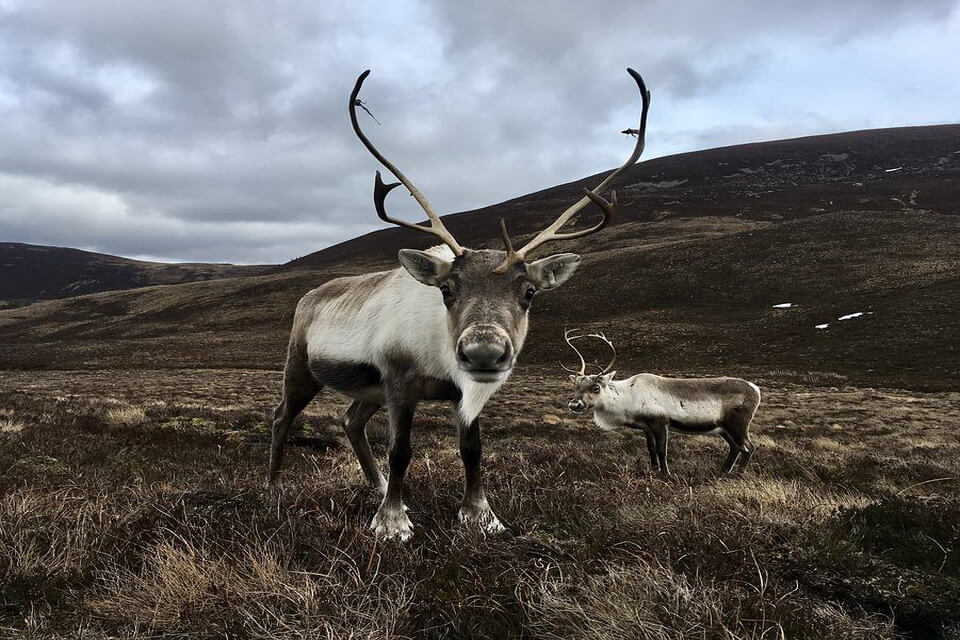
[0,0,957,263]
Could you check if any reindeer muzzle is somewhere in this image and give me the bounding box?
[456,325,513,382]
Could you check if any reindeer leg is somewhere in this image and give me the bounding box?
[721,407,756,473]
[736,435,755,471]
[370,377,417,541]
[723,401,759,473]
[636,422,658,472]
[267,357,321,487]
[342,400,386,495]
[719,431,741,474]
[456,414,504,534]
[652,419,671,477]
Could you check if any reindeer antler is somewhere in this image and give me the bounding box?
[582,331,617,374]
[349,70,464,256]
[494,68,651,273]
[560,328,588,375]
[562,330,617,376]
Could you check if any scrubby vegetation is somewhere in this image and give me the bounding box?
[1,369,957,638]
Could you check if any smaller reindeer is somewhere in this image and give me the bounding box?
[563,331,760,475]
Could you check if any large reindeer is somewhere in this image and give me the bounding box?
[564,331,760,475]
[268,69,651,540]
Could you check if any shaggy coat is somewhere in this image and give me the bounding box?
[569,372,761,474]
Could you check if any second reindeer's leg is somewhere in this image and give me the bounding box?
[639,424,658,471]
[652,418,671,476]
[370,382,417,541]
[456,413,504,533]
[719,431,741,474]
[735,433,755,471]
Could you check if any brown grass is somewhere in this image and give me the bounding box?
[103,405,147,427]
[1,369,958,638]
[0,418,24,433]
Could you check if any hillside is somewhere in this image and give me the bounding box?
[1,125,958,390]
[286,124,960,267]
[0,242,270,305]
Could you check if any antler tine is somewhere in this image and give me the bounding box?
[562,328,588,376]
[498,218,520,265]
[495,68,650,272]
[350,70,464,256]
[492,189,616,274]
[373,171,402,222]
[583,331,617,374]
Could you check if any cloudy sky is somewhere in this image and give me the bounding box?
[1,1,957,264]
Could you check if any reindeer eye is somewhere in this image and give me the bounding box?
[592,385,601,393]
[524,287,536,301]
[439,284,452,298]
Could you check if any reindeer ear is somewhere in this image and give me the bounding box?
[569,374,577,383]
[398,249,453,286]
[526,253,581,290]
[601,372,617,384]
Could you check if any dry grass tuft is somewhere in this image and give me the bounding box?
[0,417,25,433]
[103,405,147,426]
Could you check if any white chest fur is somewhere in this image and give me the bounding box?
[303,247,507,424]
[593,409,623,431]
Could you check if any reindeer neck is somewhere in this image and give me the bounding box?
[596,381,630,416]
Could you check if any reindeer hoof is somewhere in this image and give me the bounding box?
[458,503,506,535]
[371,504,413,541]
[264,477,282,500]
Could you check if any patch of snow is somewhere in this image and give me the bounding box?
[884,166,903,173]
[772,303,793,308]
[815,323,829,329]
[837,312,864,321]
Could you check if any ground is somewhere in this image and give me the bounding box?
[1,368,958,639]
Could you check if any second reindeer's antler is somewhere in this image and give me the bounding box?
[494,68,651,273]
[561,328,589,375]
[349,70,465,256]
[584,331,617,375]
[561,330,617,376]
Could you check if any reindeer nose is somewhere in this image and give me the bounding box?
[457,339,512,370]
[568,400,585,414]
[456,325,513,372]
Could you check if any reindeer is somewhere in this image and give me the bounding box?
[563,331,760,475]
[267,69,652,540]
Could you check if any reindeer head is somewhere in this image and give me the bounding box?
[564,330,618,413]
[350,70,650,384]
